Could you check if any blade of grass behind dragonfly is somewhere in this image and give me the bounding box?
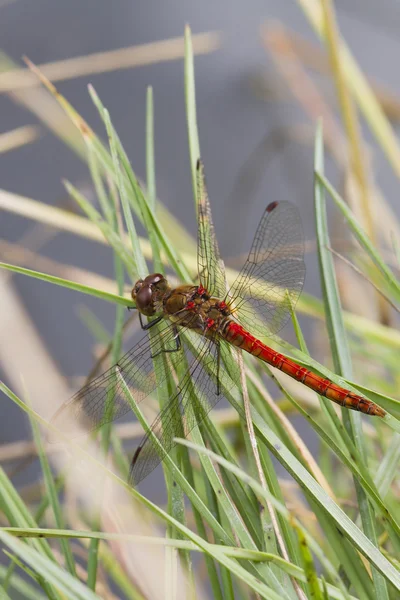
[185,28,227,292]
[314,121,390,599]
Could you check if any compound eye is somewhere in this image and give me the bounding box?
[135,285,153,313]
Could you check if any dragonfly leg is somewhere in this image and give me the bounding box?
[139,312,163,330]
[151,325,182,358]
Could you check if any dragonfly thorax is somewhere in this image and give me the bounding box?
[131,273,170,316]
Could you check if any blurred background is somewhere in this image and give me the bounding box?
[1,0,400,520]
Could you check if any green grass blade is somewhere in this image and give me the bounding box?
[316,171,400,304]
[29,412,77,577]
[0,529,362,600]
[314,121,351,375]
[88,85,190,282]
[0,469,62,599]
[0,261,131,307]
[314,123,390,599]
[0,563,47,600]
[64,180,137,273]
[292,518,322,600]
[184,24,201,191]
[104,108,147,279]
[145,85,163,273]
[146,86,156,211]
[0,531,101,600]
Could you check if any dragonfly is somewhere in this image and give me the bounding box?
[51,159,385,485]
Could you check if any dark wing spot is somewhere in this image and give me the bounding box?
[266,201,279,213]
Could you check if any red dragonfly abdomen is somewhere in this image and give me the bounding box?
[223,322,385,417]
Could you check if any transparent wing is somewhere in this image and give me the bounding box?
[129,336,239,486]
[227,201,305,338]
[196,159,228,298]
[50,314,197,436]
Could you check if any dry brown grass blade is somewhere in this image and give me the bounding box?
[261,22,346,165]
[296,0,400,179]
[0,240,117,294]
[283,29,400,122]
[0,187,155,259]
[0,32,221,93]
[0,125,41,153]
[321,0,373,242]
[0,239,119,293]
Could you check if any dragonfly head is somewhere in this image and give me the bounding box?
[131,273,169,316]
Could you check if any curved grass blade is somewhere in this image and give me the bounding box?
[315,171,400,305]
